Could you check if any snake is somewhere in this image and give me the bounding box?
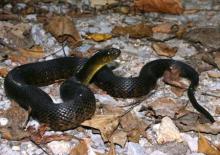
[4,48,215,130]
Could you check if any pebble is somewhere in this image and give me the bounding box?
[47,141,72,155]
[11,146,20,151]
[95,94,117,105]
[0,117,8,126]
[181,133,198,152]
[153,117,182,144]
[127,142,147,155]
[150,150,168,155]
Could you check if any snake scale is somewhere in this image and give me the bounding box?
[4,48,215,130]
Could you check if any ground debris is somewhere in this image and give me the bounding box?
[112,23,153,38]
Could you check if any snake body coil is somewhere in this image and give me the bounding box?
[4,48,215,130]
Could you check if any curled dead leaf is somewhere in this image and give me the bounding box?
[45,15,82,48]
[18,45,44,59]
[110,130,127,147]
[81,114,119,142]
[152,23,174,33]
[120,112,149,143]
[0,101,29,140]
[112,23,153,38]
[198,134,220,155]
[70,138,95,155]
[207,71,220,78]
[134,0,184,14]
[152,42,177,57]
[144,97,183,118]
[86,33,112,42]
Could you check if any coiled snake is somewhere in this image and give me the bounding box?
[4,48,215,130]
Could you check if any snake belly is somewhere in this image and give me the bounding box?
[4,49,215,131]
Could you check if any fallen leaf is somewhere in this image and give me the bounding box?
[86,33,112,42]
[120,112,139,131]
[170,86,185,97]
[214,52,220,69]
[70,138,95,155]
[18,45,44,59]
[0,101,29,140]
[0,22,34,48]
[215,106,220,115]
[152,23,174,33]
[45,15,82,48]
[143,97,184,118]
[0,68,8,77]
[112,23,153,38]
[152,42,177,57]
[81,114,119,142]
[134,0,184,14]
[110,130,127,147]
[207,71,220,78]
[175,112,220,134]
[108,142,116,155]
[198,134,220,155]
[90,0,119,8]
[120,112,149,143]
[183,27,220,49]
[8,54,28,64]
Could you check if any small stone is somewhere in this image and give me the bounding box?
[127,142,147,155]
[47,141,71,155]
[0,117,8,126]
[154,117,182,144]
[95,94,117,105]
[181,133,198,152]
[150,150,168,155]
[12,146,20,151]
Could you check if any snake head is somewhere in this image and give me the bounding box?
[94,48,121,64]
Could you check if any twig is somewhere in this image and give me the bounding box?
[201,92,220,98]
[30,139,51,155]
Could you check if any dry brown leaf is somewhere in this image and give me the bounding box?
[175,112,220,134]
[112,23,153,38]
[214,52,220,69]
[120,112,149,143]
[198,134,220,155]
[207,71,220,78]
[120,112,139,131]
[0,68,8,77]
[18,45,44,59]
[8,54,28,64]
[70,138,91,155]
[0,22,34,48]
[0,101,29,140]
[152,23,174,33]
[144,97,183,118]
[108,142,116,155]
[86,33,112,42]
[110,130,127,147]
[152,42,177,57]
[91,0,119,8]
[81,114,119,142]
[170,86,185,97]
[134,0,184,14]
[45,15,82,48]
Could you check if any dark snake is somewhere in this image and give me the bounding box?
[4,48,215,130]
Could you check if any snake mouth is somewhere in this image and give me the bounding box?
[94,48,121,64]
